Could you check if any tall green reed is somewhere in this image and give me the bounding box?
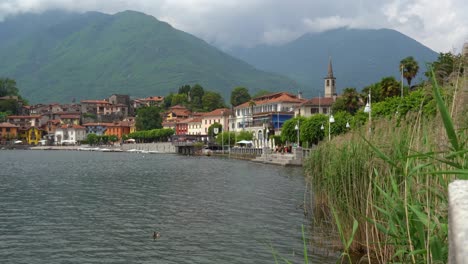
[304,69,467,263]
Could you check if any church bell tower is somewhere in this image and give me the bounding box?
[324,57,336,98]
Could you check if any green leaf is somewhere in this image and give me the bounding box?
[429,66,460,151]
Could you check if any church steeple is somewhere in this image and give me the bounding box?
[327,57,334,78]
[324,57,336,98]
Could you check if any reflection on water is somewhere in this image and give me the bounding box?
[0,150,337,263]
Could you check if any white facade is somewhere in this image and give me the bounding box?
[187,119,202,135]
[54,126,86,144]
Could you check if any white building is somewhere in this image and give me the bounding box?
[231,92,305,140]
[54,124,86,145]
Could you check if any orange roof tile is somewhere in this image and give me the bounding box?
[81,100,110,104]
[203,108,231,116]
[0,122,18,128]
[300,97,336,106]
[235,92,305,109]
[7,115,41,119]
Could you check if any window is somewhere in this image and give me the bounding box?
[310,108,319,114]
[322,107,328,114]
[327,80,330,86]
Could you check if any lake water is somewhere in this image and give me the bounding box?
[0,150,336,263]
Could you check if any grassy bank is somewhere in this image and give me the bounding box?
[304,73,467,263]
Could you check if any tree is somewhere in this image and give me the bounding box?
[164,93,174,109]
[230,87,251,107]
[252,89,271,98]
[300,114,327,145]
[202,91,225,111]
[208,123,222,139]
[136,106,163,131]
[237,130,254,141]
[0,99,19,114]
[281,116,306,145]
[380,77,401,98]
[425,52,463,85]
[87,134,99,146]
[332,87,360,114]
[171,93,188,106]
[190,84,205,109]
[400,56,419,87]
[178,85,191,95]
[0,78,19,97]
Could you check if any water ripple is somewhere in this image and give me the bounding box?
[0,150,337,263]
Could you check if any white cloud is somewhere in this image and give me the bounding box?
[0,0,466,52]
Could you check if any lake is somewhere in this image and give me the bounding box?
[0,150,336,263]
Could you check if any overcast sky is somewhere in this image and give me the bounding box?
[0,0,467,52]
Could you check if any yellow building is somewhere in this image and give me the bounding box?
[19,127,43,145]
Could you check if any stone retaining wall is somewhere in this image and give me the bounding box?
[121,142,175,153]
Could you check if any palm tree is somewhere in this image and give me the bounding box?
[400,56,419,87]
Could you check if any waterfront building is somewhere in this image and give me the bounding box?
[54,124,86,145]
[83,123,110,136]
[0,122,19,143]
[232,92,305,139]
[187,117,202,135]
[201,108,231,135]
[105,121,131,139]
[19,126,43,145]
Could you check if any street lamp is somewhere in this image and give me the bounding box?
[294,120,300,147]
[328,114,335,141]
[364,89,371,134]
[400,64,404,98]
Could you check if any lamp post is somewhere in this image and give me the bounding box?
[221,111,224,154]
[364,88,371,134]
[400,65,404,98]
[294,120,299,147]
[328,114,335,141]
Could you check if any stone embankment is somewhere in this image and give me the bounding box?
[120,142,175,153]
[252,147,303,166]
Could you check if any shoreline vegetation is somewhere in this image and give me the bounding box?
[303,70,467,263]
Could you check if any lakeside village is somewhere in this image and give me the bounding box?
[1,60,343,157]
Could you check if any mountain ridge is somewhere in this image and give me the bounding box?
[0,10,297,103]
[226,27,438,96]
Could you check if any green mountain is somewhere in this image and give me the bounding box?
[0,10,297,103]
[227,28,438,96]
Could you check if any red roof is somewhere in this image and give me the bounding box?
[60,114,80,119]
[300,96,336,106]
[203,108,231,117]
[0,122,18,128]
[81,100,110,104]
[47,119,61,124]
[7,115,41,119]
[83,122,114,127]
[58,124,86,129]
[235,92,305,108]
